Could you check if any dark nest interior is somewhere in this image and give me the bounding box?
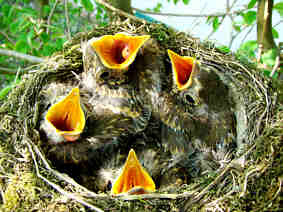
[0,14,282,212]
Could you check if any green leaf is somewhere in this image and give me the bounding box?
[238,40,257,58]
[0,85,13,100]
[274,2,283,17]
[206,16,213,23]
[42,44,54,56]
[183,0,190,5]
[81,0,94,12]
[272,27,279,39]
[261,49,277,67]
[233,23,241,32]
[27,30,34,47]
[242,11,257,25]
[10,21,19,34]
[217,45,231,54]
[247,0,257,9]
[15,40,29,53]
[153,3,162,12]
[212,17,220,32]
[40,32,49,43]
[173,0,178,5]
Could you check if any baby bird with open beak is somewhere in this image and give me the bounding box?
[95,144,189,195]
[82,32,152,134]
[41,86,85,144]
[160,50,237,172]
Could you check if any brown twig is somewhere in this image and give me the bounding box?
[133,7,247,18]
[95,0,146,23]
[47,0,60,35]
[269,55,280,77]
[0,31,15,45]
[0,48,44,64]
[0,67,21,75]
[25,139,105,212]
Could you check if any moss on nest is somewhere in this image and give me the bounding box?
[0,15,281,211]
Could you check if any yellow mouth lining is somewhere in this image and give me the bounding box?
[111,149,155,195]
[45,87,85,142]
[91,33,150,70]
[167,49,198,90]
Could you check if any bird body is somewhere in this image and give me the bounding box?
[40,33,238,195]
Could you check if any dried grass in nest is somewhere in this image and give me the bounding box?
[0,15,280,212]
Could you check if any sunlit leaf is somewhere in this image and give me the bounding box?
[40,32,49,43]
[81,0,94,12]
[274,2,283,17]
[272,27,279,39]
[173,0,178,5]
[233,23,241,32]
[247,0,257,9]
[27,30,34,47]
[15,40,29,53]
[1,4,11,17]
[0,85,13,100]
[261,49,277,67]
[43,5,51,17]
[10,21,19,34]
[212,17,220,32]
[238,40,257,58]
[242,11,257,25]
[217,45,231,54]
[153,3,162,12]
[206,16,213,23]
[183,0,190,5]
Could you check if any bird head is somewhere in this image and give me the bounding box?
[43,87,86,143]
[83,33,150,88]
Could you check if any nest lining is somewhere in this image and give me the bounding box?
[0,15,280,212]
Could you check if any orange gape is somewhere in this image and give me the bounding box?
[167,49,199,91]
[91,33,150,70]
[111,149,155,195]
[45,87,85,142]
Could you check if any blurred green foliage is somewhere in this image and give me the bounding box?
[0,0,108,99]
[0,0,282,101]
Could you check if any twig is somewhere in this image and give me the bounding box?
[95,0,146,23]
[257,44,263,63]
[47,0,59,35]
[0,31,15,45]
[241,24,256,44]
[64,0,71,40]
[269,54,280,77]
[273,19,283,28]
[205,16,225,40]
[133,7,247,18]
[25,139,105,212]
[0,48,44,64]
[0,67,20,75]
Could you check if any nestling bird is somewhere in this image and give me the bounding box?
[40,87,85,144]
[160,49,237,172]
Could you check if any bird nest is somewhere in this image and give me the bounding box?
[0,16,282,212]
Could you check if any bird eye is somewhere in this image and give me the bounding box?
[100,71,110,79]
[184,94,195,105]
[107,180,112,190]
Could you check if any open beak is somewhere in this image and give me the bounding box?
[111,149,155,195]
[91,33,150,70]
[45,87,85,142]
[167,49,199,90]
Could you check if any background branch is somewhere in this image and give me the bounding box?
[0,49,44,64]
[133,7,247,17]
